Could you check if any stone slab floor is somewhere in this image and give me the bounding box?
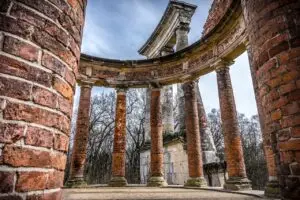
[63,187,274,200]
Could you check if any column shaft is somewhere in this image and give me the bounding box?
[183,81,206,187]
[147,88,167,187]
[110,89,128,186]
[67,84,92,187]
[216,66,251,190]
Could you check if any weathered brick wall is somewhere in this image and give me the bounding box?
[0,0,86,199]
[242,0,300,198]
[202,0,232,36]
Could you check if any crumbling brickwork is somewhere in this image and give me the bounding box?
[150,89,164,177]
[0,0,86,199]
[242,0,300,198]
[202,0,232,36]
[183,81,205,183]
[68,84,91,185]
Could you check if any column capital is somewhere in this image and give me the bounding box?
[79,80,94,88]
[176,22,190,33]
[116,87,128,94]
[214,59,234,72]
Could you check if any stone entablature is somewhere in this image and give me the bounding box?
[138,0,197,58]
[79,1,245,88]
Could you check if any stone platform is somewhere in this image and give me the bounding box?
[63,186,273,200]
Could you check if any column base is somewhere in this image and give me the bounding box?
[184,177,207,187]
[147,176,168,187]
[108,176,128,187]
[65,177,87,188]
[264,180,280,198]
[224,177,252,191]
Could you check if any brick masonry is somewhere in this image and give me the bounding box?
[150,88,164,177]
[0,0,86,199]
[241,0,300,198]
[111,89,127,178]
[216,66,248,179]
[68,84,92,181]
[182,81,204,178]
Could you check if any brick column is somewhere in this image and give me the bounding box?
[147,87,167,187]
[0,0,86,199]
[241,0,300,198]
[109,88,128,186]
[66,84,92,187]
[216,63,251,190]
[183,81,206,187]
[245,42,280,197]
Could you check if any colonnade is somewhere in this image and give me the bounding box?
[66,60,253,189]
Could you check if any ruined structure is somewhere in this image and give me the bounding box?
[138,0,221,186]
[0,0,299,199]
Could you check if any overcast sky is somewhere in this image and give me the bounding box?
[76,0,258,117]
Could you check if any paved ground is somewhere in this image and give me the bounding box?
[63,187,271,200]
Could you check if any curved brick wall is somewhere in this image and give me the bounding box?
[202,0,232,36]
[0,0,86,199]
[242,0,300,198]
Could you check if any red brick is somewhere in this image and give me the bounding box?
[54,134,69,152]
[279,82,297,95]
[46,170,64,189]
[0,171,15,193]
[10,4,46,28]
[291,126,300,138]
[281,115,300,128]
[32,86,57,108]
[0,15,33,40]
[3,145,51,167]
[282,71,299,83]
[0,123,24,144]
[269,41,290,58]
[271,109,282,121]
[277,128,291,142]
[17,0,60,20]
[282,102,300,116]
[65,67,76,86]
[0,54,52,87]
[0,76,31,101]
[41,52,65,76]
[44,21,69,47]
[3,102,61,131]
[16,171,47,192]
[53,77,73,101]
[279,139,300,151]
[25,127,53,148]
[3,36,39,62]
[50,152,66,170]
[57,96,72,117]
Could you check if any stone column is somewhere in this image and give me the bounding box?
[0,0,86,199]
[196,81,219,164]
[175,23,190,133]
[161,46,175,134]
[242,1,300,198]
[144,88,151,141]
[66,83,92,187]
[147,87,168,187]
[216,63,251,190]
[109,88,128,186]
[183,81,206,187]
[244,42,280,197]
